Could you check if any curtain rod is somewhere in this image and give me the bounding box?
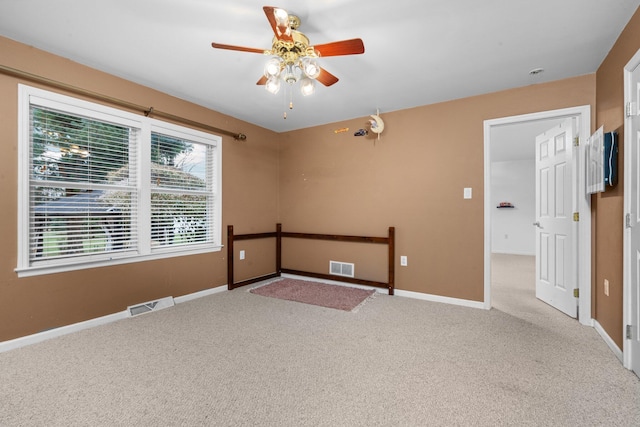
[0,64,247,141]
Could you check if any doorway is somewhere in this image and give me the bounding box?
[483,106,592,325]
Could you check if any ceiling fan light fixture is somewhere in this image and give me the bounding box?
[283,63,300,84]
[301,58,320,79]
[265,76,281,94]
[264,57,282,78]
[300,78,315,96]
[212,6,365,106]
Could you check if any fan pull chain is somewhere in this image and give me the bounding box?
[282,85,287,119]
[289,85,294,110]
[282,82,295,119]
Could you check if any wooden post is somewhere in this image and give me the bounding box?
[276,223,282,276]
[388,226,395,295]
[227,225,234,290]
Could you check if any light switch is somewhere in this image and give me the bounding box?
[464,187,472,199]
[400,256,407,266]
[239,250,245,260]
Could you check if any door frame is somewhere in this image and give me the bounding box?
[623,48,640,371]
[483,106,592,326]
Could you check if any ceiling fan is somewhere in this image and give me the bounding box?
[211,6,365,96]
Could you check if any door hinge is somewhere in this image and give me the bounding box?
[626,213,633,229]
[573,288,579,298]
[573,137,579,147]
[626,102,638,117]
[627,324,633,340]
[573,212,579,222]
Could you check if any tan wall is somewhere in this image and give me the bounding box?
[279,76,595,301]
[594,8,640,348]
[5,8,638,344]
[0,37,280,342]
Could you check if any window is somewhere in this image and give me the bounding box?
[148,128,215,249]
[17,85,222,276]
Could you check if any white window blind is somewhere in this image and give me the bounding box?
[149,132,215,249]
[28,105,138,264]
[17,85,222,277]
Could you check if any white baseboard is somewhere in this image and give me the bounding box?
[0,284,228,354]
[173,284,227,304]
[0,279,486,354]
[594,320,623,363]
[280,273,384,292]
[491,250,535,256]
[281,273,486,310]
[394,289,486,310]
[0,311,128,354]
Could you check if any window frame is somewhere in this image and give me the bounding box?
[16,85,222,277]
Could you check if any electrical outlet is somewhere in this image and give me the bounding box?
[239,250,245,260]
[400,256,408,266]
[604,279,609,296]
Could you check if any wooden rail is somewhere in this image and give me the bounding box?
[227,223,395,295]
[0,64,247,141]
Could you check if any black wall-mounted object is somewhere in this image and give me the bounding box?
[587,127,619,194]
[604,131,618,187]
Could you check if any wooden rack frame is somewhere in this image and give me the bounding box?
[227,223,395,295]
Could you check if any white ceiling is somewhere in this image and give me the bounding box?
[1,0,639,133]
[491,118,565,163]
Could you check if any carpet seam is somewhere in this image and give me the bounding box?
[351,290,377,313]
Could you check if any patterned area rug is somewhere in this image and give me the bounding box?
[249,278,376,311]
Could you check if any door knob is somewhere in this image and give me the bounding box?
[533,221,543,228]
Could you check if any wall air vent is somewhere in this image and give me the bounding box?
[127,296,175,317]
[329,261,355,278]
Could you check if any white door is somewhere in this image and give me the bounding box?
[535,119,577,317]
[626,62,640,377]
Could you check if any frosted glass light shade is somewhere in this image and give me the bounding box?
[264,58,282,78]
[265,76,281,94]
[274,8,289,26]
[300,78,315,96]
[302,58,320,79]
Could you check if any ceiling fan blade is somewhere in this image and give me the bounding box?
[263,6,293,41]
[316,67,339,87]
[256,75,268,85]
[313,38,365,57]
[211,42,266,54]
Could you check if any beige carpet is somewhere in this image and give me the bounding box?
[0,258,638,426]
[491,253,541,318]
